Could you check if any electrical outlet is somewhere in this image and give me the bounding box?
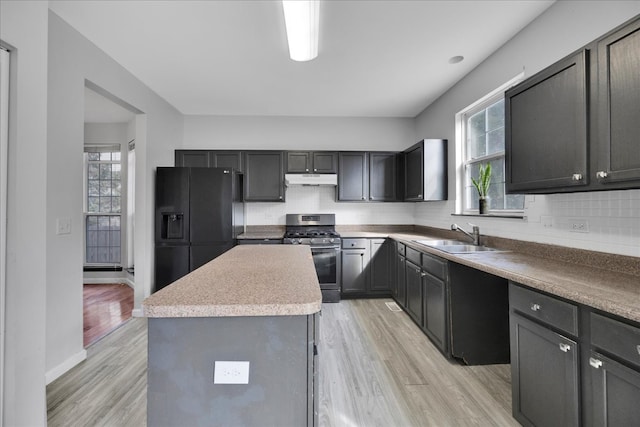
[541,216,553,228]
[213,361,250,384]
[569,218,589,233]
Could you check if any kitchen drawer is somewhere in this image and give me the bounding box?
[591,312,640,369]
[405,247,421,265]
[397,242,406,256]
[421,252,447,280]
[509,283,578,336]
[342,238,367,249]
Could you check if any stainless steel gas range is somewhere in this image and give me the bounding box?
[283,214,341,303]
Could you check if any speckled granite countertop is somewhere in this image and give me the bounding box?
[384,231,639,324]
[143,245,321,318]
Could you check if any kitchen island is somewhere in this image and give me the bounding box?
[143,245,322,427]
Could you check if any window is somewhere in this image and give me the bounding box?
[84,146,122,264]
[458,78,525,214]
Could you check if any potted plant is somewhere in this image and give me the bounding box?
[471,163,491,214]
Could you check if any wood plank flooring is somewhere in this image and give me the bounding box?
[84,283,134,347]
[48,299,516,426]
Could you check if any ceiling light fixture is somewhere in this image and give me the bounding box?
[282,0,319,62]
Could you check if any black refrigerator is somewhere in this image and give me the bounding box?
[154,167,244,292]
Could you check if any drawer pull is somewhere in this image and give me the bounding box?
[559,343,571,353]
[596,171,608,179]
[572,173,582,181]
[530,303,541,312]
[589,357,603,369]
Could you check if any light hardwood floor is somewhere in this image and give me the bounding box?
[47,299,517,426]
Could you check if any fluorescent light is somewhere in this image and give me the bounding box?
[282,0,319,62]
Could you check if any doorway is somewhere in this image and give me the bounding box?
[83,83,138,346]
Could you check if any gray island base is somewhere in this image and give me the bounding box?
[143,245,322,427]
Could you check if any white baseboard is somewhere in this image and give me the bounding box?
[45,348,87,385]
[132,308,144,318]
[83,278,126,285]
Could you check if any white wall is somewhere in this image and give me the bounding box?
[414,1,640,257]
[0,1,49,424]
[45,10,183,383]
[183,115,417,225]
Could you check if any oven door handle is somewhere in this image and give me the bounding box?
[310,247,341,251]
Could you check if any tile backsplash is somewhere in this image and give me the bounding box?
[248,186,639,257]
[415,189,640,257]
[246,186,414,226]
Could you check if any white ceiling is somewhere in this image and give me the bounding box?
[52,0,555,118]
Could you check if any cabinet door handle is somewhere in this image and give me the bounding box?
[571,173,582,181]
[313,168,317,172]
[420,272,427,277]
[596,171,608,179]
[559,343,571,353]
[417,194,422,198]
[530,303,541,312]
[637,345,640,356]
[589,357,603,369]
[305,168,309,172]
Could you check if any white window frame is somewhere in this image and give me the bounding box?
[83,144,123,266]
[455,73,525,215]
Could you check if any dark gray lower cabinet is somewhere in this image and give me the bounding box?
[395,249,406,307]
[510,281,640,426]
[422,271,446,352]
[510,313,580,427]
[369,239,392,292]
[405,260,423,325]
[341,246,368,294]
[341,238,392,296]
[589,351,640,426]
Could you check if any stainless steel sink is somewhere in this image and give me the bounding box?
[413,239,505,254]
[414,239,466,246]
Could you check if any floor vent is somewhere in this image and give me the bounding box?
[385,301,402,312]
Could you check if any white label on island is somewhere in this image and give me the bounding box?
[213,361,250,384]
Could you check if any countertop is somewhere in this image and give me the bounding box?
[384,231,639,324]
[143,245,322,318]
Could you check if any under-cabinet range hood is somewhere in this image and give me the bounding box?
[285,173,338,186]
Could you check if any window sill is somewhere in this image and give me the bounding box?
[452,213,525,219]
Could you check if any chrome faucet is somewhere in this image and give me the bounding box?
[451,223,480,246]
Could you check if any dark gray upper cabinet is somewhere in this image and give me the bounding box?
[212,151,243,172]
[403,139,448,201]
[286,151,337,174]
[338,151,400,202]
[244,151,285,202]
[175,150,212,167]
[505,15,640,194]
[595,17,640,188]
[337,152,368,201]
[369,152,399,202]
[175,150,243,172]
[506,49,590,193]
